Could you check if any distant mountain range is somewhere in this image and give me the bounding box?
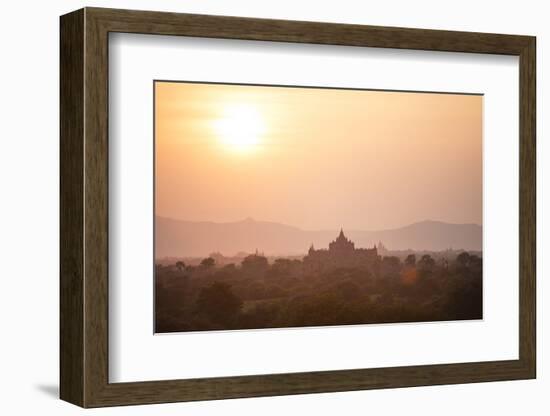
[155,217,482,258]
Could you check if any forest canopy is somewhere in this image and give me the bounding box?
[155,248,482,333]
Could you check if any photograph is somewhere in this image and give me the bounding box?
[154,81,483,333]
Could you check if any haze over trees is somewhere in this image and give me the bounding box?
[155,244,482,332]
[155,217,482,258]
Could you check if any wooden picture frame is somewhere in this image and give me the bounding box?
[60,7,536,408]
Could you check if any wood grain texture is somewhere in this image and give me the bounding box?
[89,7,532,54]
[518,38,536,375]
[59,7,537,408]
[59,8,84,407]
[83,10,110,406]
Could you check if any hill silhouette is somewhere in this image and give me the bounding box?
[155,217,482,258]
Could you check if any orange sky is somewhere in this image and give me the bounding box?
[155,81,482,230]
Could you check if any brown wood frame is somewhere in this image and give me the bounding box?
[60,7,536,408]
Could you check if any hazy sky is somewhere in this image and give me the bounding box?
[155,81,482,231]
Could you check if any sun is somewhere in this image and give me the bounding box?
[213,104,265,153]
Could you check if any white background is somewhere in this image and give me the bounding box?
[110,34,519,382]
[0,0,546,415]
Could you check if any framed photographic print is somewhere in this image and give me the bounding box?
[60,7,536,407]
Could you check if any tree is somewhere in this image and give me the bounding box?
[381,256,401,277]
[175,261,186,272]
[241,254,269,277]
[335,280,361,301]
[418,254,435,270]
[404,254,416,267]
[200,257,215,268]
[456,252,471,268]
[468,255,482,272]
[417,254,435,279]
[445,278,482,320]
[196,282,242,326]
[267,258,300,279]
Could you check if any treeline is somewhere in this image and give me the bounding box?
[155,252,482,332]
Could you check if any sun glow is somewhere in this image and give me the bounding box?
[213,104,265,153]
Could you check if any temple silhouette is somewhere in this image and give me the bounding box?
[303,229,379,272]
